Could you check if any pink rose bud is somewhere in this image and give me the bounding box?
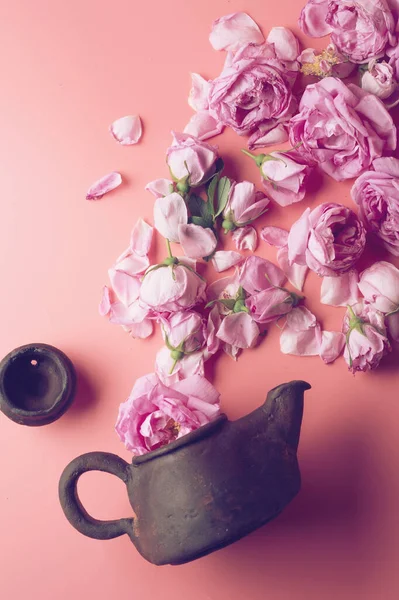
[246,286,303,324]
[358,261,399,314]
[351,157,399,256]
[361,60,397,99]
[222,181,269,231]
[288,203,366,277]
[343,303,391,373]
[166,132,219,188]
[115,373,221,455]
[290,78,397,181]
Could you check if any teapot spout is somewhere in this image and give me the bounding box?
[264,381,311,451]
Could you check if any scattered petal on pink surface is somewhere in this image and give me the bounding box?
[154,193,188,242]
[321,270,360,307]
[266,27,299,61]
[217,312,260,348]
[280,306,321,356]
[211,251,243,272]
[232,226,258,252]
[239,255,286,295]
[130,218,153,257]
[99,286,111,316]
[248,123,289,150]
[298,0,332,38]
[145,178,173,198]
[188,73,210,111]
[261,226,289,248]
[178,223,218,259]
[318,330,345,364]
[109,115,142,145]
[209,12,264,52]
[223,342,240,360]
[86,172,122,200]
[277,246,308,291]
[108,269,142,306]
[127,319,154,339]
[184,111,224,141]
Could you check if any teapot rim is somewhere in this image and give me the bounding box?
[132,414,228,466]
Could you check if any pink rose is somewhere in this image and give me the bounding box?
[140,262,206,313]
[289,78,397,181]
[166,132,219,187]
[358,261,399,313]
[222,181,269,231]
[288,203,366,277]
[259,152,313,207]
[115,373,221,455]
[300,0,396,63]
[246,286,302,324]
[208,42,298,148]
[351,157,399,256]
[343,303,391,373]
[361,60,397,99]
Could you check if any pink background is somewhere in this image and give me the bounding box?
[1,0,399,598]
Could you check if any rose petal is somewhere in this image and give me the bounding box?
[154,193,188,242]
[145,178,173,198]
[184,110,224,141]
[217,312,260,348]
[178,223,217,259]
[261,226,289,248]
[318,331,345,364]
[232,226,258,252]
[277,246,308,291]
[108,270,142,306]
[188,73,210,111]
[280,306,320,356]
[298,0,332,38]
[127,319,153,339]
[287,207,311,265]
[223,343,240,360]
[211,251,243,272]
[109,115,142,145]
[248,123,289,150]
[109,299,149,326]
[86,172,122,200]
[321,270,360,307]
[172,374,220,405]
[239,255,286,295]
[130,218,153,257]
[266,27,299,61]
[209,12,264,52]
[99,286,111,316]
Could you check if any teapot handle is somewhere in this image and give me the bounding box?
[59,451,134,540]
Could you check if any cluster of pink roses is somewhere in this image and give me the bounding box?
[91,5,399,455]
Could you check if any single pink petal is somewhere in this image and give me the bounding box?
[154,193,188,242]
[277,246,308,291]
[239,255,286,294]
[145,178,173,198]
[216,312,260,349]
[318,331,345,364]
[266,27,299,61]
[109,299,149,326]
[280,306,320,355]
[287,207,311,265]
[248,123,289,150]
[155,347,204,385]
[206,275,238,302]
[299,0,332,38]
[261,226,289,248]
[86,172,122,200]
[223,343,240,360]
[204,305,222,359]
[287,306,317,330]
[108,269,142,306]
[109,115,142,145]
[321,270,360,307]
[188,73,210,111]
[209,12,264,52]
[126,319,154,339]
[232,226,258,252]
[113,250,149,276]
[99,286,111,316]
[184,111,224,141]
[211,251,243,273]
[178,223,217,259]
[387,312,399,343]
[130,218,153,257]
[140,266,188,308]
[172,374,220,405]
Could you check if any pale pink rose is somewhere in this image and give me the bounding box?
[145,178,173,198]
[161,310,205,353]
[343,303,391,373]
[300,0,396,63]
[115,373,221,455]
[351,157,399,256]
[266,27,299,62]
[109,115,142,145]
[153,193,188,242]
[361,60,397,99]
[209,43,298,145]
[209,12,264,53]
[288,204,366,277]
[358,261,399,313]
[260,152,313,207]
[246,286,302,324]
[184,111,224,141]
[222,181,269,230]
[321,270,360,307]
[178,223,218,259]
[86,172,122,200]
[232,226,258,252]
[216,312,260,349]
[289,78,397,181]
[166,132,218,187]
[140,263,206,313]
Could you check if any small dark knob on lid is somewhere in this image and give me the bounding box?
[0,343,76,426]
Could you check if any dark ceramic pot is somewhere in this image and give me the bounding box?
[0,343,76,426]
[59,380,310,565]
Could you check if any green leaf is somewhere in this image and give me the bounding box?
[188,194,214,227]
[207,175,219,217]
[215,176,231,217]
[190,216,210,228]
[187,194,205,217]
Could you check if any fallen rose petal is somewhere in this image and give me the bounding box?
[130,218,153,257]
[321,270,360,307]
[232,226,258,252]
[154,193,188,242]
[126,319,154,339]
[287,207,311,265]
[99,286,111,316]
[145,178,173,198]
[248,123,289,150]
[109,115,142,145]
[318,331,345,364]
[184,110,224,141]
[209,12,264,52]
[239,255,286,295]
[108,269,142,306]
[299,0,332,38]
[277,246,308,291]
[155,347,204,385]
[261,226,289,248]
[223,342,240,360]
[217,312,260,348]
[178,223,217,259]
[204,305,221,359]
[211,251,243,272]
[86,172,122,200]
[280,306,320,356]
[266,27,299,61]
[188,73,211,111]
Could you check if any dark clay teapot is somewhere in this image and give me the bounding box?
[59,380,310,565]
